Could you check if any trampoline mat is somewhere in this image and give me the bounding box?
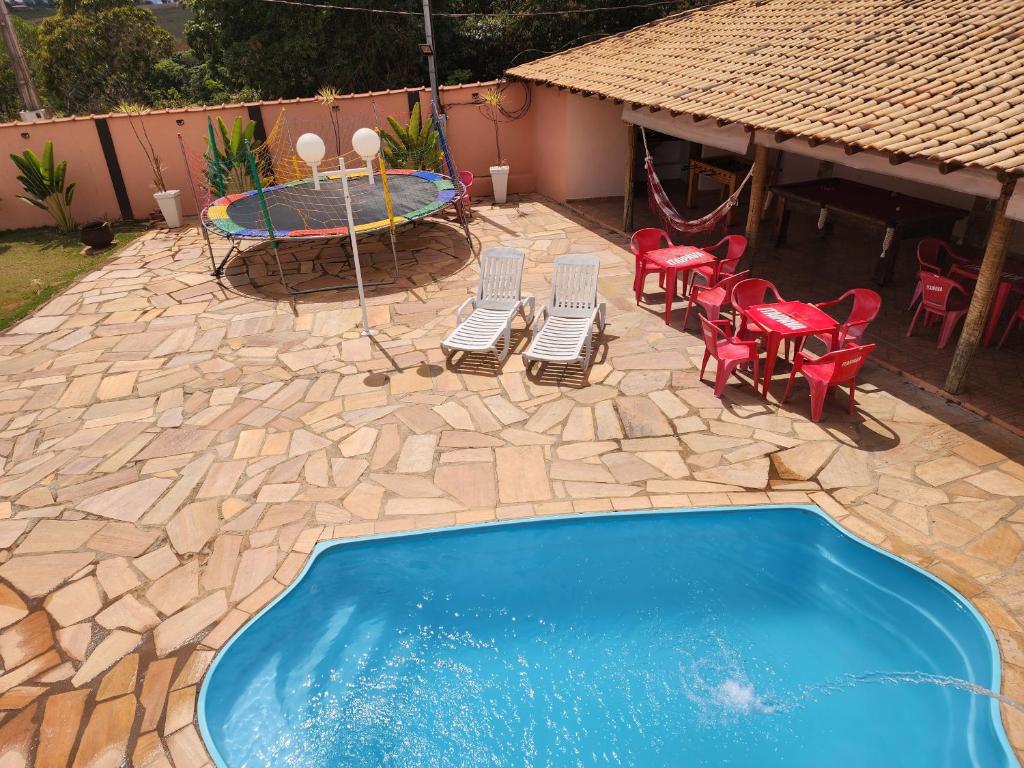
[205,170,457,239]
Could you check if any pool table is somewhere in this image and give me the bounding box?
[770,178,968,285]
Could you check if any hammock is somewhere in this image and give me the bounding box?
[641,127,754,238]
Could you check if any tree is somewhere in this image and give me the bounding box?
[184,0,694,99]
[185,0,425,99]
[35,0,175,114]
[147,50,257,109]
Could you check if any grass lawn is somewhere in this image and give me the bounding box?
[0,222,150,332]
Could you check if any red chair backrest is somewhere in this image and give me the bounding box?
[459,170,474,189]
[630,228,671,256]
[733,278,783,315]
[918,272,967,312]
[708,235,747,275]
[713,270,751,307]
[699,316,727,358]
[810,343,876,386]
[831,288,882,343]
[917,238,960,275]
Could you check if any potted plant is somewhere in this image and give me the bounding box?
[381,102,442,171]
[79,218,115,249]
[479,87,510,204]
[118,102,182,227]
[9,142,76,233]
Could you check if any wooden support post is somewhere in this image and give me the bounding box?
[745,143,770,251]
[963,195,992,248]
[622,124,637,233]
[944,179,1017,394]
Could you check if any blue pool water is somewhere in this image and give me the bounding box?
[200,506,1017,767]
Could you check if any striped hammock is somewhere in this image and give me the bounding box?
[642,128,754,237]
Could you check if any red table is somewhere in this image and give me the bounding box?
[642,245,717,324]
[745,301,839,400]
[949,254,1024,347]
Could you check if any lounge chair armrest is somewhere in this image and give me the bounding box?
[529,304,548,333]
[521,294,536,324]
[455,296,476,325]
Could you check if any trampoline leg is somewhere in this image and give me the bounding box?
[213,241,239,278]
[268,240,292,294]
[387,228,400,282]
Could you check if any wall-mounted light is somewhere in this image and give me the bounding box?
[20,132,29,140]
[419,43,433,56]
[176,119,185,126]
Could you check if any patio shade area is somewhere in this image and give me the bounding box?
[0,199,1022,765]
[571,189,1024,432]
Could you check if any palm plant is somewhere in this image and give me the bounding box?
[381,102,442,172]
[10,142,76,233]
[207,116,261,193]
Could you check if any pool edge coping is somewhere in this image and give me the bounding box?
[196,503,1016,767]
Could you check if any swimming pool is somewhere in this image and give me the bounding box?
[199,506,1017,767]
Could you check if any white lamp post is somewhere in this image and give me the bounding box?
[296,133,326,190]
[352,127,381,186]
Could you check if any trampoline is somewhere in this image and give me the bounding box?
[195,168,463,296]
[205,169,457,240]
[179,106,472,304]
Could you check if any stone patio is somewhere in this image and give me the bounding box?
[0,195,1023,766]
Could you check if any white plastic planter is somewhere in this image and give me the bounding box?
[490,165,510,205]
[154,189,183,228]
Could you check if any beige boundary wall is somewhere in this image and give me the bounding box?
[0,81,536,230]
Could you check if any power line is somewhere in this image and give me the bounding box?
[256,0,687,16]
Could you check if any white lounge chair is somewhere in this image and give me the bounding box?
[441,246,534,363]
[523,253,606,371]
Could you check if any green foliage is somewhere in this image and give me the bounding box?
[185,0,426,99]
[2,0,696,117]
[381,103,442,172]
[35,0,175,114]
[207,116,260,193]
[9,142,77,233]
[148,51,257,109]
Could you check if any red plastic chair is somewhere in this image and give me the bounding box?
[906,272,971,349]
[783,342,876,422]
[631,228,672,302]
[687,235,748,295]
[998,299,1024,348]
[732,277,784,341]
[699,316,760,397]
[812,288,882,351]
[682,270,750,329]
[458,170,474,207]
[908,239,969,309]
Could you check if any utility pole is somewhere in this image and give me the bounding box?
[0,0,47,120]
[420,0,442,122]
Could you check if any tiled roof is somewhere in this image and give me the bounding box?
[507,0,1024,177]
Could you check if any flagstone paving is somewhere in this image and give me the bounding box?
[0,196,1023,765]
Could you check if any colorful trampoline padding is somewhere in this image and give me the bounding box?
[204,169,458,239]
